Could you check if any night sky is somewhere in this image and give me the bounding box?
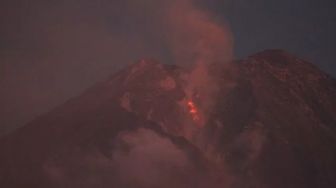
[1,0,336,133]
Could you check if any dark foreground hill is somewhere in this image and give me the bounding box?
[0,50,335,188]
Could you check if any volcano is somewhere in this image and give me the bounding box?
[0,50,336,188]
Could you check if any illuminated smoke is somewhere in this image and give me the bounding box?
[163,0,234,126]
[186,100,203,126]
[164,0,233,66]
[187,100,200,121]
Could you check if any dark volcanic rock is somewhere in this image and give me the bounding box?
[0,50,335,188]
[223,50,336,188]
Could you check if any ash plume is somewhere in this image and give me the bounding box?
[165,0,233,66]
[162,0,234,126]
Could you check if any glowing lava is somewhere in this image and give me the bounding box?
[187,100,201,122]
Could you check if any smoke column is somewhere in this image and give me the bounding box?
[165,0,233,66]
[163,0,234,125]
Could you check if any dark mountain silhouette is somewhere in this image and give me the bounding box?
[0,50,335,188]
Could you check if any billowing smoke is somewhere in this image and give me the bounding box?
[43,128,231,188]
[112,128,194,187]
[165,0,233,66]
[43,128,192,187]
[163,0,234,127]
[112,128,232,188]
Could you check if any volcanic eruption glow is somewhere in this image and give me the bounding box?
[187,100,201,122]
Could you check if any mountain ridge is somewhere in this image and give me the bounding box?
[0,49,335,188]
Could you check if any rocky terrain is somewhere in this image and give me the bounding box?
[0,50,335,188]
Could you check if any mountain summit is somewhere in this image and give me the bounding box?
[1,50,336,188]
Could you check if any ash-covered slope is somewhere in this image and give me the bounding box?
[0,50,336,188]
[0,59,225,188]
[217,50,336,188]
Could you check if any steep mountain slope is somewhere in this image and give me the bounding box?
[220,50,336,188]
[0,50,335,188]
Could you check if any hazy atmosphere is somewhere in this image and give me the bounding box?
[1,0,336,133]
[1,1,336,188]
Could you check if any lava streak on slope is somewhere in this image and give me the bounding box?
[186,100,203,126]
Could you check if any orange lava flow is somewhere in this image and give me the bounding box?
[187,100,200,122]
